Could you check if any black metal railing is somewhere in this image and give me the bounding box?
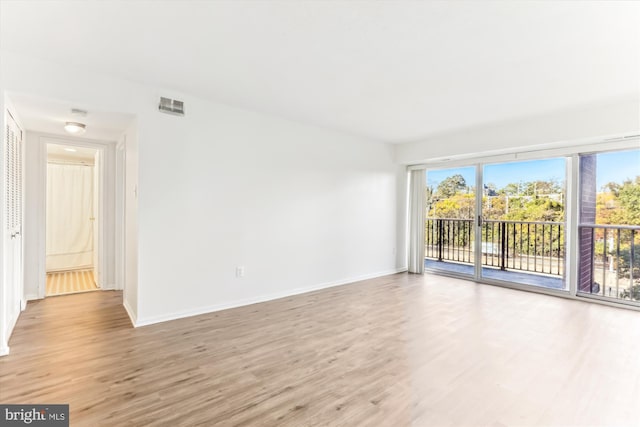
[482,220,564,276]
[425,218,565,277]
[425,218,475,264]
[578,224,640,303]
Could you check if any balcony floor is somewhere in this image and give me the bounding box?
[425,259,566,290]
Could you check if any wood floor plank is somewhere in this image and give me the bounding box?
[1,273,640,426]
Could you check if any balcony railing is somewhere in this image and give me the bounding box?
[578,224,640,303]
[425,218,564,277]
[425,218,640,304]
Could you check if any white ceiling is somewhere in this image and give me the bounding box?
[1,1,639,143]
[8,93,134,141]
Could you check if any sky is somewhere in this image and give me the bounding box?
[426,149,640,191]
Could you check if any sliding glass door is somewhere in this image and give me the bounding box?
[425,158,568,290]
[480,158,567,289]
[425,167,476,277]
[423,145,639,305]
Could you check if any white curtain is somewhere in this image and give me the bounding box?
[408,168,426,274]
[46,163,94,271]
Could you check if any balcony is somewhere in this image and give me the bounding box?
[578,224,640,303]
[425,218,640,303]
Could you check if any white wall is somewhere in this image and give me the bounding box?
[122,119,138,323]
[134,94,399,324]
[1,51,400,335]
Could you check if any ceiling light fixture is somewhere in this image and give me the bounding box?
[64,122,86,135]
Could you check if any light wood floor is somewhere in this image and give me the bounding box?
[2,273,640,426]
[46,269,98,296]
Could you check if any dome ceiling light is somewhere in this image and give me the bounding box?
[64,122,86,135]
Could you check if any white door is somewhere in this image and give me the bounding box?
[4,111,23,322]
[93,150,102,288]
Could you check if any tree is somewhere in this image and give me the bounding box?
[616,177,640,225]
[599,177,640,225]
[435,174,467,199]
[502,182,521,196]
[505,198,564,222]
[431,194,475,219]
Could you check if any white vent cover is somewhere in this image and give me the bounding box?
[159,97,185,116]
[71,108,88,117]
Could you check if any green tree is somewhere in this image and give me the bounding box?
[505,198,564,222]
[435,174,467,199]
[599,177,640,225]
[501,182,521,196]
[616,177,640,225]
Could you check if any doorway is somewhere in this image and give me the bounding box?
[45,143,102,296]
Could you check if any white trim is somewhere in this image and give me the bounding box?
[114,138,126,291]
[567,155,580,297]
[25,293,39,301]
[35,134,116,299]
[122,298,137,327]
[5,307,19,341]
[474,164,483,280]
[133,268,407,328]
[0,345,9,356]
[36,139,46,299]
[413,136,639,170]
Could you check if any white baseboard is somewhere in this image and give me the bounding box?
[100,283,117,291]
[122,298,137,327]
[134,268,407,328]
[0,345,9,357]
[25,293,40,301]
[4,311,20,350]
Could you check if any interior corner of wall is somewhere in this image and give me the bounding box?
[123,296,138,327]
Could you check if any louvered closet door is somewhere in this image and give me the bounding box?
[4,111,23,316]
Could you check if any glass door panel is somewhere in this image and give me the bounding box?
[425,167,476,277]
[480,158,567,289]
[578,149,640,304]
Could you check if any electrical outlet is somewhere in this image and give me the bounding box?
[236,266,245,278]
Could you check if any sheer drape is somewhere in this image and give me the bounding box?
[408,169,426,273]
[46,163,94,271]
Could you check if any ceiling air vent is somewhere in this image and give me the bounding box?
[158,97,185,116]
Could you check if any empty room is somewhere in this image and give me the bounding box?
[1,1,639,426]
